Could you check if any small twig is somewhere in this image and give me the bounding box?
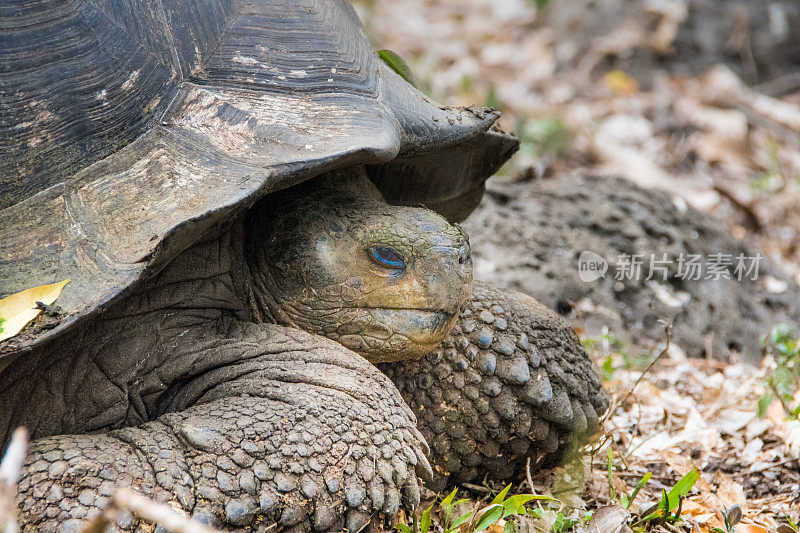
[525,457,535,495]
[613,471,673,481]
[746,457,799,475]
[603,322,672,426]
[623,427,670,459]
[0,428,29,533]
[586,432,613,459]
[754,71,800,97]
[738,12,758,85]
[712,183,763,232]
[80,488,224,533]
[354,513,375,533]
[610,440,631,471]
[461,483,492,494]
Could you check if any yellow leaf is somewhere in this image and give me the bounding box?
[0,280,69,342]
[603,70,639,96]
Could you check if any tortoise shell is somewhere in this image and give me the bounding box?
[0,0,517,357]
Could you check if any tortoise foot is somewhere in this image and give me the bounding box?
[383,282,609,489]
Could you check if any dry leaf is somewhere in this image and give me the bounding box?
[586,505,632,533]
[603,70,639,96]
[487,519,505,533]
[766,398,789,426]
[680,500,720,526]
[644,0,688,54]
[735,523,770,533]
[781,419,800,459]
[713,474,747,508]
[693,134,752,168]
[702,65,800,131]
[0,280,69,342]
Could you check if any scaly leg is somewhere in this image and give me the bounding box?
[16,321,428,532]
[382,282,609,488]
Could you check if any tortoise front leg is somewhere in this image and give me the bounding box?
[16,321,428,532]
[382,282,609,489]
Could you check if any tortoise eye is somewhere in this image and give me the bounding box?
[369,246,406,271]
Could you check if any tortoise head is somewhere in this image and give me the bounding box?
[245,186,473,362]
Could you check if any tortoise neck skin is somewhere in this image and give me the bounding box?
[244,184,473,362]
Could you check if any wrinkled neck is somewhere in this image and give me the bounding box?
[243,249,294,327]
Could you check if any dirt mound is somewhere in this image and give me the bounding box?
[465,172,800,361]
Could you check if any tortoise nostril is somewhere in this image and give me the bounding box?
[457,244,470,266]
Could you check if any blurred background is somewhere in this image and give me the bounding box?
[354,0,800,360]
[353,5,800,527]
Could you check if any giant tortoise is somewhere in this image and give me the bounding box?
[0,0,608,530]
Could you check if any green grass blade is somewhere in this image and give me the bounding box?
[377,50,417,87]
[441,488,458,509]
[606,447,616,500]
[666,467,700,511]
[490,484,513,505]
[451,510,473,529]
[475,504,504,531]
[627,471,651,509]
[420,504,433,533]
[501,495,534,518]
[641,488,670,521]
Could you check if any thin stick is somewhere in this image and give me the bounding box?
[461,483,492,494]
[80,488,224,533]
[526,457,535,495]
[754,71,800,97]
[0,428,29,533]
[602,322,672,426]
[0,428,28,485]
[746,457,799,475]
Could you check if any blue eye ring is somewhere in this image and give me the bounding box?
[369,246,406,270]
